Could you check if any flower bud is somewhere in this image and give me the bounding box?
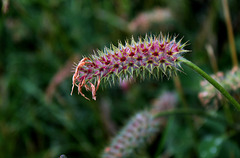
[199,68,240,107]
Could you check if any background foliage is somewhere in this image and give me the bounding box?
[0,0,240,157]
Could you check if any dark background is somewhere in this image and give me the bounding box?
[0,0,240,157]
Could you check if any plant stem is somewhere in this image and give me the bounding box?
[154,108,240,129]
[173,75,188,108]
[205,44,218,74]
[154,109,225,123]
[181,58,240,110]
[222,0,238,69]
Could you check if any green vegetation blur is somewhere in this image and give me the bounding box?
[0,0,240,158]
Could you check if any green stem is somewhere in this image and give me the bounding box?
[181,58,240,110]
[173,75,189,108]
[154,109,240,130]
[154,109,225,123]
[154,108,240,130]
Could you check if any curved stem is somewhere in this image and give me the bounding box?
[153,108,240,131]
[154,109,225,123]
[181,58,240,110]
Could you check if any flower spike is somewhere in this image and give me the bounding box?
[71,34,188,100]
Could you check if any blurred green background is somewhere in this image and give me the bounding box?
[0,0,240,158]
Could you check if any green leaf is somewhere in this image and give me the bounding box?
[164,118,195,158]
[219,140,240,158]
[198,135,225,158]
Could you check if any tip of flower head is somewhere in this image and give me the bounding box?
[71,33,190,100]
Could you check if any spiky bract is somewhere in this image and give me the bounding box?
[71,34,188,100]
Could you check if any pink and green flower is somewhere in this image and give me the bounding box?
[71,34,188,100]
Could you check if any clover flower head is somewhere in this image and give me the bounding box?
[102,92,177,158]
[102,111,159,158]
[199,68,240,107]
[71,34,189,100]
